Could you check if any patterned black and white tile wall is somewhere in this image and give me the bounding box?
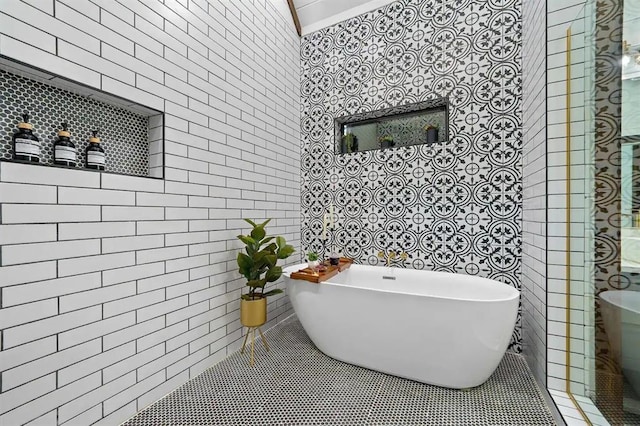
[300,0,523,351]
[0,70,151,177]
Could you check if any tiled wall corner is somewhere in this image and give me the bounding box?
[0,1,300,425]
[521,0,547,387]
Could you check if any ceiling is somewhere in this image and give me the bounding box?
[292,0,396,35]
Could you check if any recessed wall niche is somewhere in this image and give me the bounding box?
[335,98,449,154]
[0,58,164,178]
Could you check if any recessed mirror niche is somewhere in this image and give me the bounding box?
[334,98,449,155]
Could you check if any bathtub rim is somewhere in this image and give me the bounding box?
[599,290,640,315]
[283,263,520,303]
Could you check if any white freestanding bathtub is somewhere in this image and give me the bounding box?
[600,290,640,399]
[283,263,520,389]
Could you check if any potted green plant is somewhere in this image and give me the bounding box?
[307,251,320,269]
[237,219,295,329]
[423,123,439,144]
[379,135,394,149]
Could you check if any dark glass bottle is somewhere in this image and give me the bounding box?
[12,113,41,163]
[54,123,77,167]
[85,130,105,171]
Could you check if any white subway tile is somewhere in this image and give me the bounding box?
[2,273,101,307]
[56,0,100,21]
[58,221,136,240]
[0,372,101,425]
[136,220,189,235]
[0,261,57,287]
[137,295,188,322]
[165,207,209,220]
[0,204,100,224]
[59,312,136,350]
[102,318,164,351]
[167,300,209,326]
[102,235,165,254]
[0,182,56,203]
[59,372,136,424]
[59,40,135,85]
[102,206,164,221]
[1,239,101,266]
[165,323,208,352]
[58,252,135,277]
[137,270,189,293]
[3,0,100,53]
[58,342,135,387]
[104,289,165,318]
[0,224,57,245]
[138,321,188,354]
[0,299,57,329]
[103,344,164,383]
[3,306,101,349]
[61,403,103,426]
[60,281,136,313]
[101,76,164,111]
[92,401,136,426]
[0,336,56,372]
[58,187,136,205]
[0,159,99,187]
[0,12,55,53]
[136,192,188,207]
[136,245,189,265]
[2,339,101,392]
[0,374,56,416]
[102,261,165,286]
[164,180,209,196]
[137,370,189,412]
[0,36,101,88]
[166,254,209,273]
[101,173,164,192]
[138,345,189,380]
[103,371,164,415]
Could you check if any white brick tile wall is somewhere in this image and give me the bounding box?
[58,252,136,277]
[0,224,57,245]
[1,204,101,224]
[2,339,101,391]
[0,0,299,424]
[2,273,102,307]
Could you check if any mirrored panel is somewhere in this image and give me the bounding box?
[334,98,449,154]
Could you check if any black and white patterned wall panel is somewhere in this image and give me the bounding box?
[0,70,150,176]
[300,0,523,351]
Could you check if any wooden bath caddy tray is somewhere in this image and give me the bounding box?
[290,258,353,283]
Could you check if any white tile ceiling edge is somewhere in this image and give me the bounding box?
[300,0,397,36]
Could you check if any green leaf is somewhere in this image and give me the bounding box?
[260,219,272,228]
[265,266,282,282]
[276,236,285,249]
[247,279,266,289]
[262,289,283,298]
[243,218,258,227]
[264,242,277,253]
[237,253,253,278]
[251,225,266,241]
[237,235,256,247]
[260,236,275,246]
[277,244,295,259]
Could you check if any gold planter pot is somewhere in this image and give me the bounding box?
[240,297,270,366]
[240,298,267,327]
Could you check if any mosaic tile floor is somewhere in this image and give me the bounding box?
[124,316,556,426]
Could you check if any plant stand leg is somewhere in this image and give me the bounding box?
[250,327,256,367]
[241,327,251,354]
[257,327,270,351]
